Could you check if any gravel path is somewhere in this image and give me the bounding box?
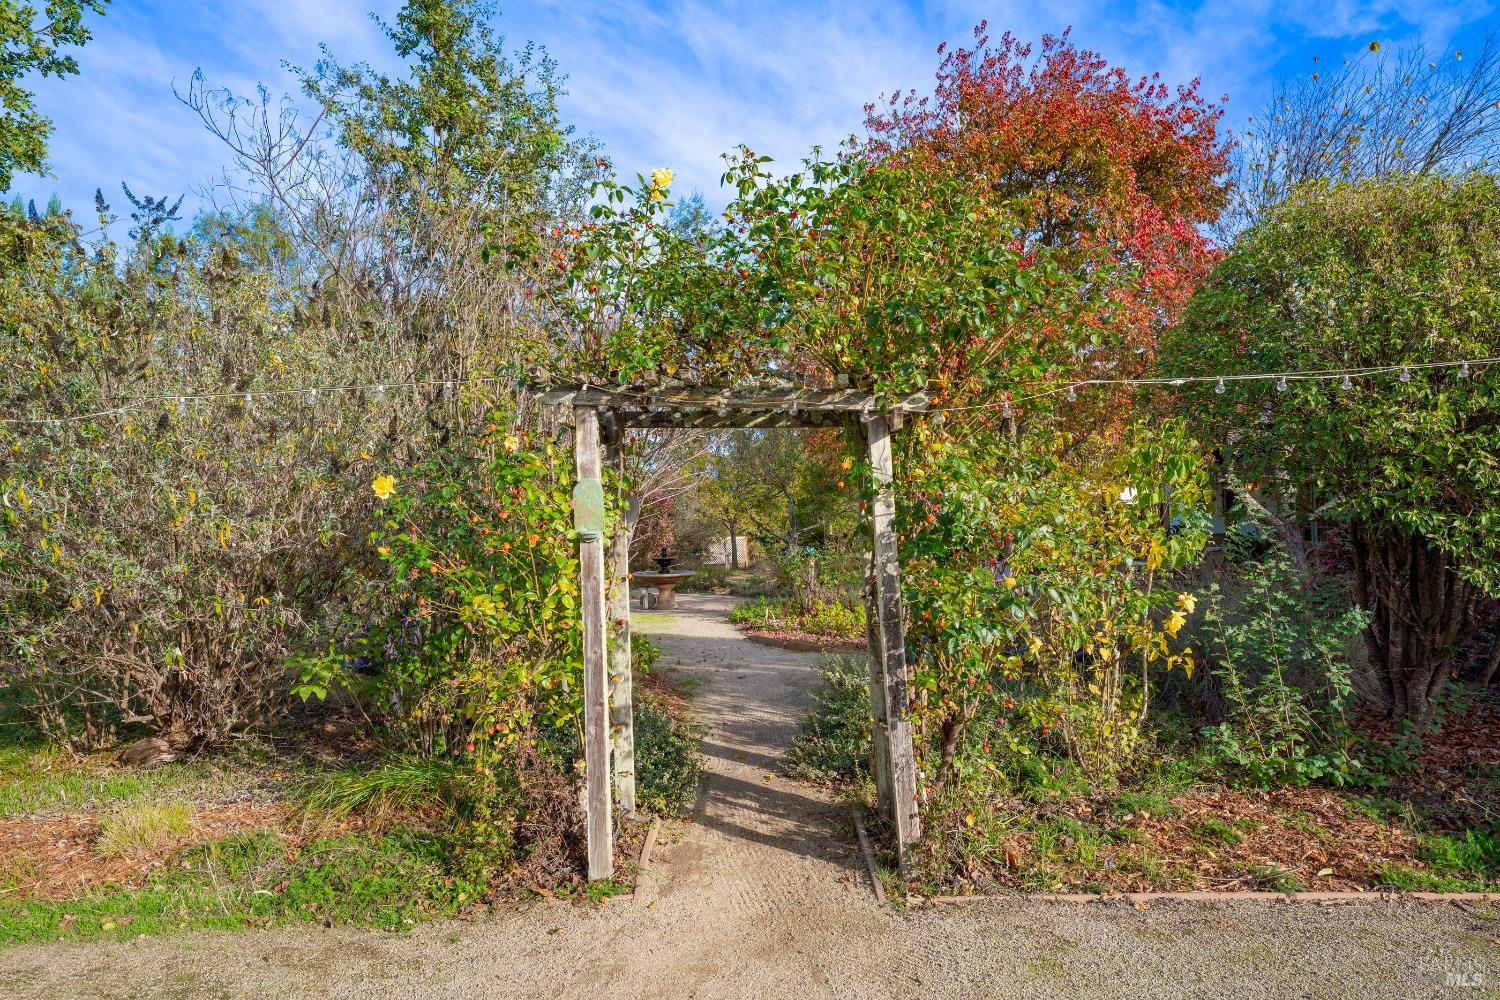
[3,593,1497,999]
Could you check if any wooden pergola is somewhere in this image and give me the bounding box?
[536,383,929,879]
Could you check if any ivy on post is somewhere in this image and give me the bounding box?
[604,435,637,816]
[572,406,612,880]
[861,551,893,818]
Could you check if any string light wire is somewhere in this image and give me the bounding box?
[2,357,1496,427]
[0,376,497,426]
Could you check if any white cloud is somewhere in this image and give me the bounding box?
[8,0,1496,218]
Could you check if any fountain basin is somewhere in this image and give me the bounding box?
[632,570,696,610]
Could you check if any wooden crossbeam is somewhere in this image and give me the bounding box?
[534,383,930,419]
[612,409,855,429]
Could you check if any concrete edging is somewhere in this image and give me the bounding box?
[923,890,1498,906]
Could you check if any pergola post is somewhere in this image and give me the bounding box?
[864,413,921,866]
[573,406,613,880]
[861,554,893,818]
[605,439,637,816]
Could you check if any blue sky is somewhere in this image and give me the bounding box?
[9,0,1500,218]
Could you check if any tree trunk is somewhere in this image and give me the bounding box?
[728,518,739,569]
[1479,634,1500,687]
[1351,524,1482,726]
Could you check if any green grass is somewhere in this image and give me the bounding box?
[1239,863,1307,893]
[1191,818,1244,847]
[95,802,194,859]
[1379,830,1500,892]
[0,828,485,948]
[0,742,258,818]
[302,756,467,818]
[1109,787,1182,820]
[0,731,289,815]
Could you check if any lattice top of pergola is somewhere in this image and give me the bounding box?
[534,382,932,429]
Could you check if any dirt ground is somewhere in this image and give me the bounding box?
[2,594,1497,999]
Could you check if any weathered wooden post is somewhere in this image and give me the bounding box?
[573,406,612,880]
[605,439,638,816]
[861,553,893,818]
[863,412,921,865]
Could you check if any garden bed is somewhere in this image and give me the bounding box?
[788,656,1499,899]
[924,785,1441,896]
[728,597,867,654]
[0,636,702,946]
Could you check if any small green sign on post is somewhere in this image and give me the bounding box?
[573,477,605,542]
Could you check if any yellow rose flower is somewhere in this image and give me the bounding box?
[503,433,521,453]
[371,475,396,500]
[1175,592,1197,613]
[650,167,674,190]
[1164,610,1187,637]
[1003,575,1018,589]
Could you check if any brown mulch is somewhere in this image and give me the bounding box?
[0,802,291,902]
[636,663,692,718]
[1353,691,1500,833]
[1126,787,1422,890]
[963,786,1429,895]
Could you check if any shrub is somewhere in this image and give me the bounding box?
[772,549,862,611]
[1165,173,1500,726]
[902,420,1210,783]
[633,704,701,814]
[787,655,872,782]
[1199,539,1368,787]
[631,633,661,676]
[291,424,598,872]
[0,211,372,753]
[676,564,731,592]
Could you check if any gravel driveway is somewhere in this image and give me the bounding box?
[2,593,1496,999]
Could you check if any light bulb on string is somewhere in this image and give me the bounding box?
[374,385,386,404]
[307,388,319,405]
[1458,360,1470,379]
[1215,377,1226,395]
[1341,374,1353,391]
[1276,376,1288,393]
[1399,366,1412,383]
[1066,385,1077,402]
[244,392,254,414]
[176,397,187,417]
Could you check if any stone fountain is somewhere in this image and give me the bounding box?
[633,546,696,610]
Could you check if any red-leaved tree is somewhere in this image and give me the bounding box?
[862,25,1230,400]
